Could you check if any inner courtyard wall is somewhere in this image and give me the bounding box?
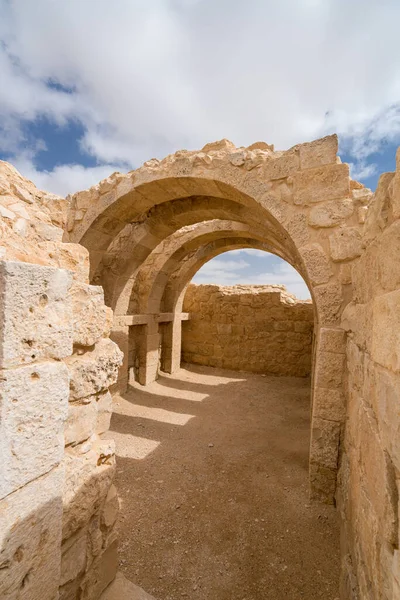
[182,283,314,377]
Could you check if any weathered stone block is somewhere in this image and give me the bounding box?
[308,199,354,228]
[62,439,115,540]
[65,400,98,446]
[299,135,338,170]
[0,466,63,600]
[313,387,346,422]
[329,227,362,262]
[80,539,119,600]
[101,484,119,529]
[299,243,333,285]
[309,462,337,504]
[319,327,346,354]
[0,260,73,368]
[96,391,113,435]
[286,213,310,246]
[60,528,87,586]
[293,163,350,205]
[66,338,123,401]
[262,151,299,181]
[314,350,345,389]
[0,361,69,500]
[313,282,343,325]
[310,417,341,470]
[372,290,400,373]
[70,281,113,347]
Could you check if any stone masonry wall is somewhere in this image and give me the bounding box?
[182,284,314,377]
[338,149,400,599]
[0,162,123,600]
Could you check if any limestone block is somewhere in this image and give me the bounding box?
[284,214,309,249]
[299,135,338,170]
[65,400,98,446]
[100,572,157,600]
[96,391,113,435]
[62,439,115,540]
[0,361,69,500]
[313,387,346,422]
[339,263,352,285]
[60,528,87,586]
[293,163,350,205]
[80,539,118,600]
[372,290,400,373]
[0,466,63,600]
[39,241,90,282]
[329,227,362,262]
[299,243,333,285]
[376,220,400,295]
[309,462,337,504]
[262,151,299,180]
[372,367,400,472]
[308,199,354,228]
[319,327,346,354]
[310,418,341,470]
[313,282,343,325]
[34,221,64,242]
[314,350,345,389]
[101,484,119,529]
[70,281,113,346]
[0,260,73,368]
[66,338,123,401]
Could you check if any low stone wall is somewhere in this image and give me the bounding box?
[182,284,314,377]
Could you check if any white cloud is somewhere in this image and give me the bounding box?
[10,154,125,197]
[229,249,267,257]
[0,0,399,194]
[193,252,311,299]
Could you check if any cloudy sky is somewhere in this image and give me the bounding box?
[1,0,399,298]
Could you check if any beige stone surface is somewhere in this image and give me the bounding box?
[308,198,354,228]
[100,573,157,600]
[0,466,64,600]
[66,338,123,400]
[0,260,73,368]
[329,227,362,262]
[182,284,313,377]
[71,281,113,346]
[0,361,69,499]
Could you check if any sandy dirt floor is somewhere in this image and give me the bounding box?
[108,364,340,600]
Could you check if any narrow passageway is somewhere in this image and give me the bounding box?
[108,365,339,600]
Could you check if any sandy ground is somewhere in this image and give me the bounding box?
[109,364,340,600]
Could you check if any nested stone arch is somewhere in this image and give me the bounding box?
[66,136,365,503]
[128,221,294,315]
[92,196,291,311]
[160,238,299,315]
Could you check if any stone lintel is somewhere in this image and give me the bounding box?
[114,313,190,327]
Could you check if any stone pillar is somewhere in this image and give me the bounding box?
[309,326,346,504]
[161,313,182,374]
[138,317,160,385]
[0,260,72,600]
[109,325,130,393]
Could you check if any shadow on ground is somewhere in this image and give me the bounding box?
[106,364,339,600]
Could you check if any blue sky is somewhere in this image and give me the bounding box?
[1,0,399,298]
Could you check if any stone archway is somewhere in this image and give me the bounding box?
[65,134,368,503]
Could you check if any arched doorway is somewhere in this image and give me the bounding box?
[65,135,358,504]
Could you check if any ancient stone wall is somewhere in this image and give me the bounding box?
[338,149,400,599]
[0,162,122,600]
[182,284,314,377]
